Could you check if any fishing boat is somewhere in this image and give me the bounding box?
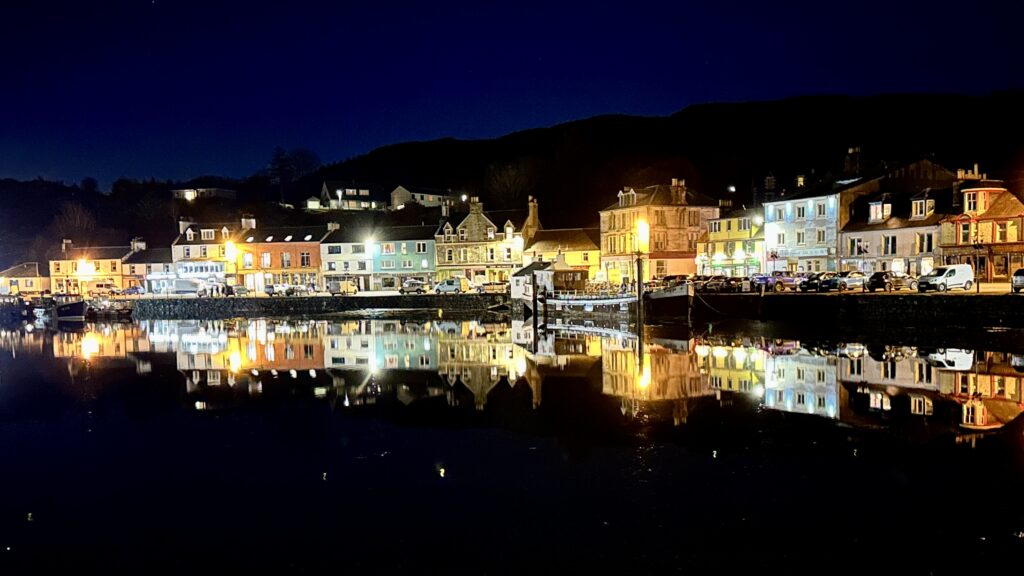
[52,295,87,322]
[647,280,692,300]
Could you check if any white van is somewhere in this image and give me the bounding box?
[165,278,205,296]
[434,277,472,294]
[87,280,117,296]
[916,264,974,292]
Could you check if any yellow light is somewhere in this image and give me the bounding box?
[77,259,96,276]
[712,346,729,359]
[637,354,652,390]
[695,344,710,357]
[229,351,241,373]
[753,216,764,226]
[734,247,746,260]
[81,333,100,359]
[224,241,237,261]
[636,219,650,253]
[732,347,748,365]
[516,357,527,377]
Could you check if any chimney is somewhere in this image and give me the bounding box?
[527,196,539,226]
[469,197,483,214]
[178,217,194,235]
[130,237,146,253]
[670,178,686,204]
[241,214,256,230]
[441,200,450,218]
[327,222,340,232]
[61,239,72,255]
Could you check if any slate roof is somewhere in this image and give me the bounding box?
[123,247,173,265]
[236,226,330,244]
[0,262,48,278]
[975,190,1024,220]
[63,246,132,261]
[322,227,377,244]
[602,184,719,211]
[394,185,453,197]
[842,187,956,232]
[376,225,438,242]
[173,222,240,246]
[959,179,1006,191]
[525,228,600,253]
[512,261,552,277]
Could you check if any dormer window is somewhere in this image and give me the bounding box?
[487,227,495,240]
[458,228,466,241]
[965,192,978,212]
[911,200,925,219]
[201,229,215,241]
[869,202,891,223]
[505,224,514,238]
[185,230,195,241]
[221,227,230,239]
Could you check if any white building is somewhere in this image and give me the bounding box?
[390,185,453,210]
[320,226,375,291]
[511,261,553,304]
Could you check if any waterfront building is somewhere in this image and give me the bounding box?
[0,262,50,296]
[171,220,241,286]
[320,226,375,292]
[434,197,541,283]
[522,227,601,280]
[123,246,174,293]
[695,208,765,276]
[370,224,437,290]
[233,224,329,292]
[937,176,1019,281]
[49,239,137,295]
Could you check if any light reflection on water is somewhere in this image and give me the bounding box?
[0,318,1022,434]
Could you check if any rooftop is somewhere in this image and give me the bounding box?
[602,183,719,211]
[512,261,552,277]
[236,226,330,244]
[63,246,133,261]
[525,228,600,253]
[123,247,173,265]
[0,262,48,278]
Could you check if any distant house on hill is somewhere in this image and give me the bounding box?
[390,185,453,210]
[319,181,389,211]
[172,188,237,201]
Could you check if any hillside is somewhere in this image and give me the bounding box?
[307,93,1024,227]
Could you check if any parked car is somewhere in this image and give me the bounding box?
[225,285,249,297]
[327,279,359,296]
[266,283,308,297]
[700,275,729,292]
[476,281,508,294]
[917,264,974,292]
[119,285,145,296]
[719,277,750,293]
[164,278,204,296]
[799,272,834,292]
[1012,268,1024,293]
[865,271,918,292]
[87,280,118,296]
[434,277,472,294]
[398,279,427,294]
[752,271,803,292]
[820,270,867,292]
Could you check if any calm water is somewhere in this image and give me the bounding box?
[1,317,1023,573]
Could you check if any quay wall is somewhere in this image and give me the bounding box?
[133,294,509,320]
[647,293,1024,329]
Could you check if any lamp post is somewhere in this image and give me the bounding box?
[635,218,650,328]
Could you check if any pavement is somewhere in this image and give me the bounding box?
[750,282,1016,296]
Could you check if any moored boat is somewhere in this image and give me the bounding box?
[52,296,87,321]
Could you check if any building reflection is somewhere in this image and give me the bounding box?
[3,317,1021,433]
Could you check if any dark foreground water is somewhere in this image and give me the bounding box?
[1,317,1023,573]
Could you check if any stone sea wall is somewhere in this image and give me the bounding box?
[133,294,510,319]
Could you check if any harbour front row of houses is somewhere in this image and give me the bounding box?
[1,158,1021,297]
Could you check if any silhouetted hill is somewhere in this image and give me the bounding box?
[307,93,1024,227]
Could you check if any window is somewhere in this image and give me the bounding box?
[186,230,194,241]
[796,368,805,380]
[504,247,512,261]
[261,252,271,268]
[300,252,311,267]
[848,238,864,256]
[487,228,495,239]
[883,235,897,255]
[710,222,721,233]
[382,260,395,269]
[911,396,933,416]
[281,252,292,268]
[328,245,341,254]
[488,247,495,261]
[459,248,467,262]
[687,210,700,226]
[727,219,733,232]
[849,358,862,376]
[777,233,785,245]
[357,261,367,271]
[796,205,806,219]
[796,231,805,245]
[444,227,453,242]
[184,246,191,259]
[413,242,426,254]
[506,225,515,237]
[774,207,784,221]
[655,260,667,276]
[445,249,453,262]
[869,391,891,411]
[110,261,117,272]
[870,203,890,222]
[458,228,466,241]
[911,200,926,218]
[816,229,825,244]
[816,370,825,382]
[352,244,365,254]
[583,252,590,262]
[796,393,806,405]
[997,222,1008,242]
[201,229,214,240]
[243,253,253,269]
[816,202,825,217]
[965,192,977,212]
[304,344,315,359]
[382,243,395,255]
[402,260,413,269]
[960,223,971,244]
[915,362,932,384]
[399,243,408,255]
[327,262,336,271]
[219,245,226,257]
[883,361,897,380]
[200,246,208,258]
[54,262,61,273]
[916,233,933,253]
[739,218,751,231]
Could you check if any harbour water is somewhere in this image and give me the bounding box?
[1,316,1023,572]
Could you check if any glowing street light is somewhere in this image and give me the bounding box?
[636,219,650,254]
[224,241,237,261]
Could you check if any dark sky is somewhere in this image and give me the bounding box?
[2,0,1021,187]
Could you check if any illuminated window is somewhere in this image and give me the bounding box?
[965,192,977,212]
[201,229,214,241]
[300,252,311,267]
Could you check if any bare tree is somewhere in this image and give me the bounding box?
[485,157,539,208]
[52,202,97,240]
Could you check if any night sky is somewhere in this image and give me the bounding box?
[2,0,1021,186]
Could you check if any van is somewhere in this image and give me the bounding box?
[87,280,117,296]
[165,278,204,296]
[327,279,358,296]
[434,277,472,294]
[916,264,974,292]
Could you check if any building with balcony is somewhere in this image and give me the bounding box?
[434,197,541,283]
[696,208,765,276]
[599,179,719,284]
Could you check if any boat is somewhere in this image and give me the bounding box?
[52,295,87,321]
[647,281,692,300]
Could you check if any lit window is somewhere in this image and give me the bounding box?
[304,235,313,241]
[266,236,274,242]
[284,235,293,241]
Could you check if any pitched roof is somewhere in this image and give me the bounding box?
[394,185,453,197]
[977,190,1024,220]
[322,227,377,244]
[376,224,438,242]
[959,179,1006,191]
[602,183,719,211]
[513,261,552,277]
[64,246,132,260]
[484,208,529,230]
[0,262,48,278]
[123,247,173,264]
[173,222,239,246]
[322,181,391,202]
[842,187,957,232]
[525,228,600,253]
[235,226,330,244]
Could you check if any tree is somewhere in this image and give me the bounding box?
[267,147,321,204]
[52,202,97,240]
[80,177,100,195]
[485,157,540,209]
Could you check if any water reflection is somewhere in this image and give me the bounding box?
[1,318,1022,434]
